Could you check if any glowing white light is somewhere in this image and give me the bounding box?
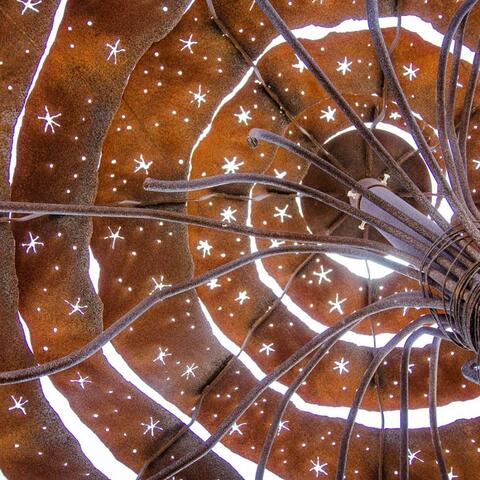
[188,16,463,348]
[88,247,101,292]
[102,342,282,480]
[199,298,480,429]
[320,121,440,279]
[17,314,135,479]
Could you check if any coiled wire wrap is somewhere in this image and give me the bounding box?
[421,224,480,353]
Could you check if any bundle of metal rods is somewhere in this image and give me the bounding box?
[1,0,480,479]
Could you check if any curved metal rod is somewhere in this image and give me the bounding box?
[420,225,480,351]
[250,0,477,282]
[458,38,480,161]
[443,15,470,204]
[366,0,480,243]
[400,325,448,480]
[254,0,449,232]
[335,315,438,480]
[145,293,444,480]
[145,173,467,287]
[4,200,444,289]
[429,337,449,479]
[366,0,472,215]
[446,15,467,156]
[254,329,343,479]
[136,253,316,480]
[0,200,419,269]
[438,2,480,219]
[0,197,454,290]
[0,244,414,385]
[247,131,473,288]
[367,276,386,480]
[446,16,466,131]
[371,0,403,131]
[0,212,45,223]
[205,0,345,171]
[248,128,443,244]
[361,259,386,480]
[145,174,434,256]
[440,239,472,348]
[450,257,480,351]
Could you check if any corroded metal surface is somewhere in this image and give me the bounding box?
[1,1,480,479]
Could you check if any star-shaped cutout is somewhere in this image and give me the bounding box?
[149,275,171,295]
[328,293,346,314]
[134,154,153,174]
[259,343,275,356]
[222,156,244,174]
[197,240,213,257]
[69,372,92,390]
[234,106,252,125]
[270,239,286,248]
[309,457,328,477]
[8,396,28,415]
[141,417,163,437]
[181,363,198,379]
[220,206,237,223]
[336,57,352,75]
[180,34,198,53]
[313,265,332,285]
[448,467,458,480]
[21,232,44,253]
[37,106,61,133]
[333,357,350,374]
[65,298,88,316]
[104,226,125,250]
[277,420,290,435]
[153,347,171,365]
[292,54,307,73]
[473,159,480,170]
[207,278,221,290]
[17,0,41,15]
[235,290,250,305]
[403,63,419,81]
[274,205,292,223]
[106,39,125,65]
[189,85,208,107]
[229,422,247,435]
[320,106,336,122]
[408,449,424,465]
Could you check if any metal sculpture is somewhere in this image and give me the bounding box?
[1,0,480,479]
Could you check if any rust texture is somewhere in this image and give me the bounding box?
[1,1,480,480]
